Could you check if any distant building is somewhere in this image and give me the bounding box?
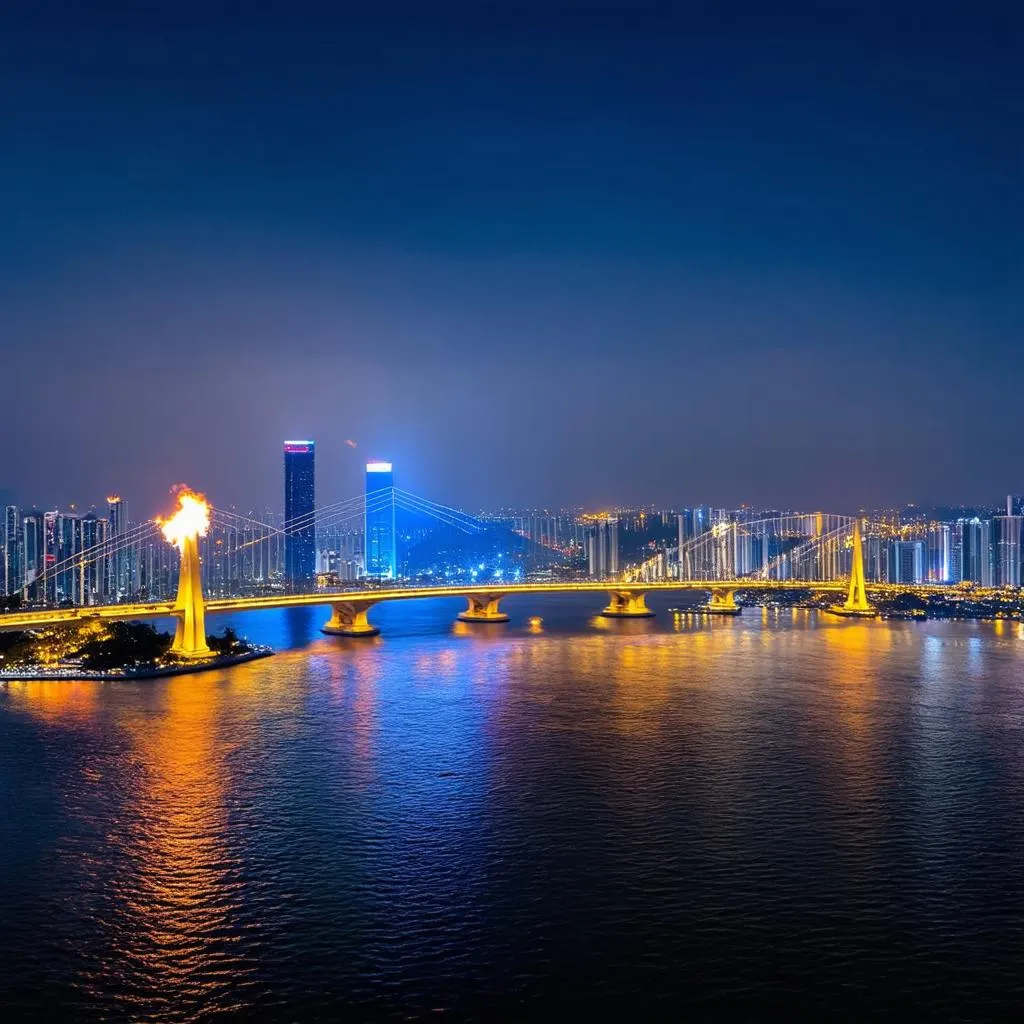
[106,495,129,600]
[992,515,1023,587]
[364,462,396,578]
[957,518,992,585]
[55,513,81,605]
[283,441,316,589]
[22,512,43,599]
[926,524,953,583]
[80,512,107,604]
[887,540,925,585]
[3,505,20,597]
[587,517,619,579]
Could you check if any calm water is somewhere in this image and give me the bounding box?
[2,595,1023,1021]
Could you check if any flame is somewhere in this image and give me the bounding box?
[157,488,210,552]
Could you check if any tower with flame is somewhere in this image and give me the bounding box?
[159,489,212,658]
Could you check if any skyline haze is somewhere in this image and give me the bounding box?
[2,2,1020,514]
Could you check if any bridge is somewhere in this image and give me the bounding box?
[2,485,945,654]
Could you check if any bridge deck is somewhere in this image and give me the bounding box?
[0,579,960,632]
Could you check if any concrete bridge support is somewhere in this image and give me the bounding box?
[601,590,654,618]
[322,601,380,637]
[458,594,510,623]
[705,588,741,615]
[170,532,211,658]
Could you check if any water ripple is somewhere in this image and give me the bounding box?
[1,605,1023,1019]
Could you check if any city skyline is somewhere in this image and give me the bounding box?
[2,3,1020,513]
[2,451,1022,521]
[2,7,1023,1018]
[5,453,1024,606]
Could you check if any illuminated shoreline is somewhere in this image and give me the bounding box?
[0,646,273,682]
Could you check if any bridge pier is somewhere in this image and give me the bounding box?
[705,588,741,615]
[601,590,654,618]
[322,601,380,637]
[457,594,510,623]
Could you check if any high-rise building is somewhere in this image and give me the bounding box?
[587,516,619,579]
[957,517,992,585]
[106,495,128,600]
[3,505,20,597]
[992,515,1023,587]
[21,511,43,599]
[42,510,59,603]
[79,512,107,604]
[283,441,316,589]
[56,513,81,604]
[887,540,925,584]
[926,523,953,583]
[364,461,396,579]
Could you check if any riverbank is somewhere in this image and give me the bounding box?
[0,646,273,681]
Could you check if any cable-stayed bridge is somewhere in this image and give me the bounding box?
[9,486,512,608]
[0,486,965,649]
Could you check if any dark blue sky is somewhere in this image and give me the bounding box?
[1,2,1020,516]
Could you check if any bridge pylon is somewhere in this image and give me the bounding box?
[828,518,877,618]
[170,532,212,658]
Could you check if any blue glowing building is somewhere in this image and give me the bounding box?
[284,440,316,589]
[364,461,396,579]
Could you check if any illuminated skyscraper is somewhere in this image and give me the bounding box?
[56,513,81,604]
[3,505,20,597]
[364,461,396,579]
[926,523,953,583]
[22,511,43,599]
[43,510,59,603]
[79,512,105,604]
[958,518,992,585]
[887,540,925,584]
[106,495,127,600]
[993,515,1023,587]
[283,440,316,589]
[587,516,619,579]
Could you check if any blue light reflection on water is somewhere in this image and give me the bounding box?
[1,597,1024,1019]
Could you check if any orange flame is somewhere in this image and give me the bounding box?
[157,487,210,552]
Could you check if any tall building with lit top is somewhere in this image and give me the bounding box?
[958,518,992,585]
[993,514,1023,587]
[106,495,128,600]
[21,511,43,599]
[587,517,619,579]
[3,505,21,597]
[283,441,316,589]
[364,461,396,579]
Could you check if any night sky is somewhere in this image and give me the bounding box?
[1,2,1020,517]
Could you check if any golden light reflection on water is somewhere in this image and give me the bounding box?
[5,679,100,720]
[109,670,256,1012]
[4,606,1023,1021]
[10,668,275,1015]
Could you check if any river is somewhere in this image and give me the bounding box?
[1,594,1022,1019]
